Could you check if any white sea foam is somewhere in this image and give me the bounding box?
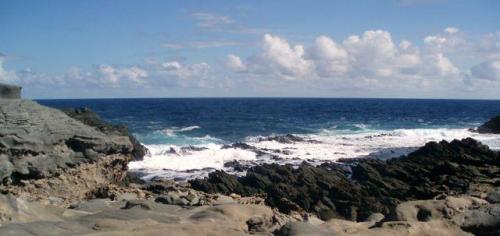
[162,125,201,136]
[128,127,500,180]
[128,143,256,180]
[249,128,500,162]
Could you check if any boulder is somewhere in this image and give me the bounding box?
[0,83,21,99]
[62,107,148,160]
[0,100,141,204]
[478,116,500,134]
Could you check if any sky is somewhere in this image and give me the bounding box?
[0,0,499,99]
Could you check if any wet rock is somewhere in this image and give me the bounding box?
[224,160,250,172]
[260,134,305,143]
[456,204,500,235]
[477,116,500,134]
[191,138,500,221]
[180,145,208,152]
[222,142,256,150]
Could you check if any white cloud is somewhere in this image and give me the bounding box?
[3,27,499,98]
[226,54,246,72]
[476,32,500,60]
[161,61,183,71]
[158,61,211,81]
[444,27,459,34]
[228,29,465,87]
[258,34,313,79]
[306,35,349,76]
[343,30,400,77]
[469,60,500,81]
[95,64,148,86]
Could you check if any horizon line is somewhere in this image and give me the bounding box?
[32,96,500,101]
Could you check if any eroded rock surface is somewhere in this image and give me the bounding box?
[62,107,148,160]
[0,100,143,204]
[0,194,291,236]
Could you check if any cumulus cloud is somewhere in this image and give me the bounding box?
[423,27,465,53]
[257,34,313,79]
[158,61,211,80]
[226,54,246,72]
[3,27,499,98]
[306,35,349,76]
[84,64,148,87]
[1,55,213,91]
[228,29,461,82]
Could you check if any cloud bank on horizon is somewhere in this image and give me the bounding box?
[0,1,499,99]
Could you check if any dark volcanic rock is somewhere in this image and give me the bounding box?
[221,142,256,150]
[0,83,21,99]
[478,116,500,134]
[62,107,148,160]
[191,138,500,221]
[259,134,305,143]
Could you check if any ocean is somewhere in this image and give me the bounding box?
[39,98,500,181]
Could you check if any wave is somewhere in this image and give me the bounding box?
[162,125,201,136]
[128,143,256,180]
[129,127,500,181]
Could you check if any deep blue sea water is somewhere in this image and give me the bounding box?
[38,98,500,180]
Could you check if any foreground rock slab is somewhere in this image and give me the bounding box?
[0,99,145,205]
[0,194,289,236]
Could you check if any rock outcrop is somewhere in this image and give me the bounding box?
[0,83,21,99]
[478,116,500,134]
[191,138,500,222]
[0,99,145,204]
[62,107,148,160]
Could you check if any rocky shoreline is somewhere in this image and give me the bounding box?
[1,84,500,235]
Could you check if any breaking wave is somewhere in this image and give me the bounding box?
[128,126,500,181]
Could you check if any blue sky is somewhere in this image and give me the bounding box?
[1,0,499,99]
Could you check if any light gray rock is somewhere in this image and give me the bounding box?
[0,99,146,206]
[454,204,500,235]
[0,195,285,236]
[276,222,336,236]
[0,99,134,182]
